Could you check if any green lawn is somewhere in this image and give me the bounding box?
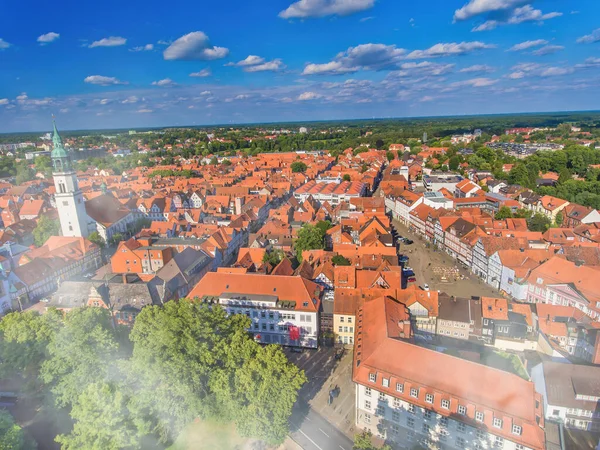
[170,420,250,450]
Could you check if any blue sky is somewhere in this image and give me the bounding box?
[1,0,599,132]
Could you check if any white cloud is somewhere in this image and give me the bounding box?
[472,20,499,31]
[0,38,11,50]
[137,109,153,113]
[37,32,60,44]
[459,64,494,73]
[575,57,600,69]
[84,75,128,86]
[540,67,574,77]
[577,28,600,44]
[507,71,525,79]
[509,39,547,51]
[406,41,494,59]
[14,93,53,106]
[420,96,435,102]
[298,91,323,100]
[0,99,9,105]
[89,36,127,48]
[200,90,212,95]
[99,98,111,105]
[131,44,154,52]
[389,61,455,77]
[451,77,498,88]
[228,55,266,66]
[163,32,229,60]
[508,5,562,24]
[454,0,525,21]
[279,0,375,19]
[121,96,139,104]
[152,78,177,87]
[532,45,564,56]
[190,69,212,77]
[466,3,562,31]
[360,16,375,22]
[244,59,285,72]
[303,43,406,75]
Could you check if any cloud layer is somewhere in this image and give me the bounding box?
[89,36,127,48]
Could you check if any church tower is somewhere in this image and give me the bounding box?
[52,120,89,237]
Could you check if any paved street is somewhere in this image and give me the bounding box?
[286,348,355,450]
[392,218,501,298]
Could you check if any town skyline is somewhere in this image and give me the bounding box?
[1,0,600,132]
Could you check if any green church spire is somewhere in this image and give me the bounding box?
[51,118,69,159]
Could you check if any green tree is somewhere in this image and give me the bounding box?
[88,231,106,248]
[448,155,461,171]
[56,382,141,450]
[554,213,564,227]
[294,224,326,261]
[15,161,34,185]
[291,161,307,173]
[209,156,218,165]
[32,215,60,247]
[353,430,391,450]
[40,308,120,407]
[494,206,513,220]
[0,309,62,378]
[128,301,305,445]
[385,151,394,162]
[263,249,284,266]
[558,167,572,185]
[0,410,25,450]
[343,174,351,182]
[331,255,351,266]
[109,233,124,246]
[527,213,552,232]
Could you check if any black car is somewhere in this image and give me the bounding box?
[404,239,414,245]
[290,347,302,353]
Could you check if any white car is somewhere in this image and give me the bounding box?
[421,284,430,291]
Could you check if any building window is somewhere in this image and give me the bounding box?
[477,429,486,440]
[407,417,415,428]
[392,411,400,422]
[393,398,401,409]
[364,413,371,424]
[458,405,467,415]
[512,425,522,435]
[494,436,504,448]
[379,392,385,401]
[476,411,484,422]
[440,416,448,427]
[408,404,415,414]
[365,400,371,410]
[441,399,450,409]
[369,373,376,383]
[382,378,389,388]
[348,317,352,323]
[410,388,418,398]
[396,383,404,393]
[340,317,344,323]
[423,409,432,420]
[338,326,343,333]
[376,406,385,416]
[457,422,466,433]
[365,387,372,397]
[422,423,430,434]
[425,394,434,403]
[493,418,503,429]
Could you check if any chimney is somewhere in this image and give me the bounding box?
[122,273,127,284]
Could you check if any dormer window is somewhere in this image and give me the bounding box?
[369,373,376,383]
[512,425,522,435]
[493,418,503,428]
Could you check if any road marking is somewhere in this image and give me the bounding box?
[305,416,312,422]
[319,428,330,438]
[339,446,347,450]
[296,428,323,450]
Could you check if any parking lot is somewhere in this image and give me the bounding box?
[393,218,501,299]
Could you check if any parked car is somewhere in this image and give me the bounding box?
[407,277,416,282]
[420,284,430,291]
[404,239,414,245]
[290,347,302,353]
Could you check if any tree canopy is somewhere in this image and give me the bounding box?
[32,215,60,247]
[294,221,331,261]
[291,161,307,173]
